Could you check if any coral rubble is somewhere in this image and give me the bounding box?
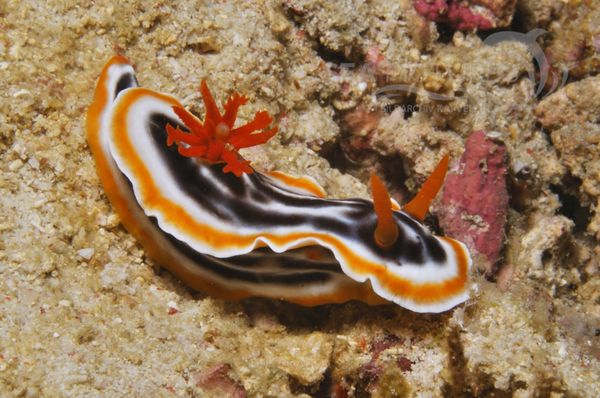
[413,0,517,30]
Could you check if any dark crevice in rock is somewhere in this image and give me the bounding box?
[550,179,591,233]
[509,7,530,34]
[289,367,333,397]
[436,23,455,45]
[314,41,355,67]
[319,138,362,174]
[443,328,528,397]
[319,134,379,175]
[240,298,333,332]
[443,328,468,397]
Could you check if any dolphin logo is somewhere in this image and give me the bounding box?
[483,29,568,98]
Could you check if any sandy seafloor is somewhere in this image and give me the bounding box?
[1,0,600,397]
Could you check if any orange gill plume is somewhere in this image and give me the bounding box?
[165,80,278,177]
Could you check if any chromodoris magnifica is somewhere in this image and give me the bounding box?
[86,56,472,313]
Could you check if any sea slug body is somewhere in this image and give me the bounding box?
[86,56,472,313]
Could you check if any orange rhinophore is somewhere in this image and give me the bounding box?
[166,80,278,177]
[403,154,450,221]
[370,173,399,249]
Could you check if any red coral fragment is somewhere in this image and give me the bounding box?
[356,334,406,391]
[397,357,414,372]
[166,80,277,177]
[196,363,246,398]
[413,0,495,31]
[332,381,350,398]
[365,46,385,70]
[438,130,509,275]
[167,307,179,315]
[370,334,404,362]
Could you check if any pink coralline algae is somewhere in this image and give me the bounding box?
[413,0,515,31]
[364,45,392,82]
[438,131,509,274]
[357,335,408,390]
[365,46,385,70]
[196,364,247,397]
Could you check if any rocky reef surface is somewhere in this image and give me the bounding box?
[1,0,599,396]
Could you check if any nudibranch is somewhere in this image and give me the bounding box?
[86,56,472,313]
